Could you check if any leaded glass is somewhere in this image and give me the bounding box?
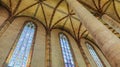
[8,22,35,67]
[59,33,75,67]
[86,43,104,67]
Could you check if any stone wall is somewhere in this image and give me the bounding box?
[0,6,10,37]
[81,38,111,67]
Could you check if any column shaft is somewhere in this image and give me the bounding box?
[66,0,120,67]
[45,31,51,67]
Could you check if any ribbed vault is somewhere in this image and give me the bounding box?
[0,0,120,42]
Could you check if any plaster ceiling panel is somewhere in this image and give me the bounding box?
[100,0,110,7]
[64,19,73,32]
[69,18,80,32]
[51,10,67,27]
[58,18,68,26]
[70,18,82,36]
[35,4,47,24]
[17,4,38,17]
[52,17,68,29]
[105,1,120,22]
[1,0,120,39]
[79,0,120,22]
[101,1,112,12]
[10,0,19,12]
[41,3,54,25]
[63,18,81,36]
[16,0,38,14]
[57,1,68,13]
[103,3,114,15]
[44,0,57,8]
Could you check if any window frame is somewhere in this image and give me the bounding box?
[58,32,77,67]
[4,21,37,67]
[85,41,105,67]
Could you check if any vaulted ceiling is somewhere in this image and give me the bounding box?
[0,0,120,42]
[78,0,120,22]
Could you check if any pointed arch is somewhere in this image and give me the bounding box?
[7,22,36,67]
[86,42,104,67]
[59,33,75,67]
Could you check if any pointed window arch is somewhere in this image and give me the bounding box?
[86,42,104,67]
[7,22,36,67]
[59,33,75,67]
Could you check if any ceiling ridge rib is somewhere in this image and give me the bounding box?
[80,30,87,38]
[33,3,40,17]
[66,1,77,39]
[13,0,22,15]
[92,0,99,10]
[102,1,112,13]
[51,14,69,29]
[101,0,111,9]
[49,0,63,29]
[77,23,82,40]
[40,2,48,28]
[61,17,69,30]
[42,2,80,21]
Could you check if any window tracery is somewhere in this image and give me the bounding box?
[59,33,75,67]
[7,22,36,67]
[86,42,104,67]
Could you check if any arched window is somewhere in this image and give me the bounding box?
[86,42,104,67]
[7,22,36,67]
[59,33,75,67]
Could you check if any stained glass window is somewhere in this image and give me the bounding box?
[59,33,75,67]
[86,42,104,67]
[8,22,36,67]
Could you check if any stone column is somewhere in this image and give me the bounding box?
[102,14,120,34]
[66,0,120,67]
[45,30,51,67]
